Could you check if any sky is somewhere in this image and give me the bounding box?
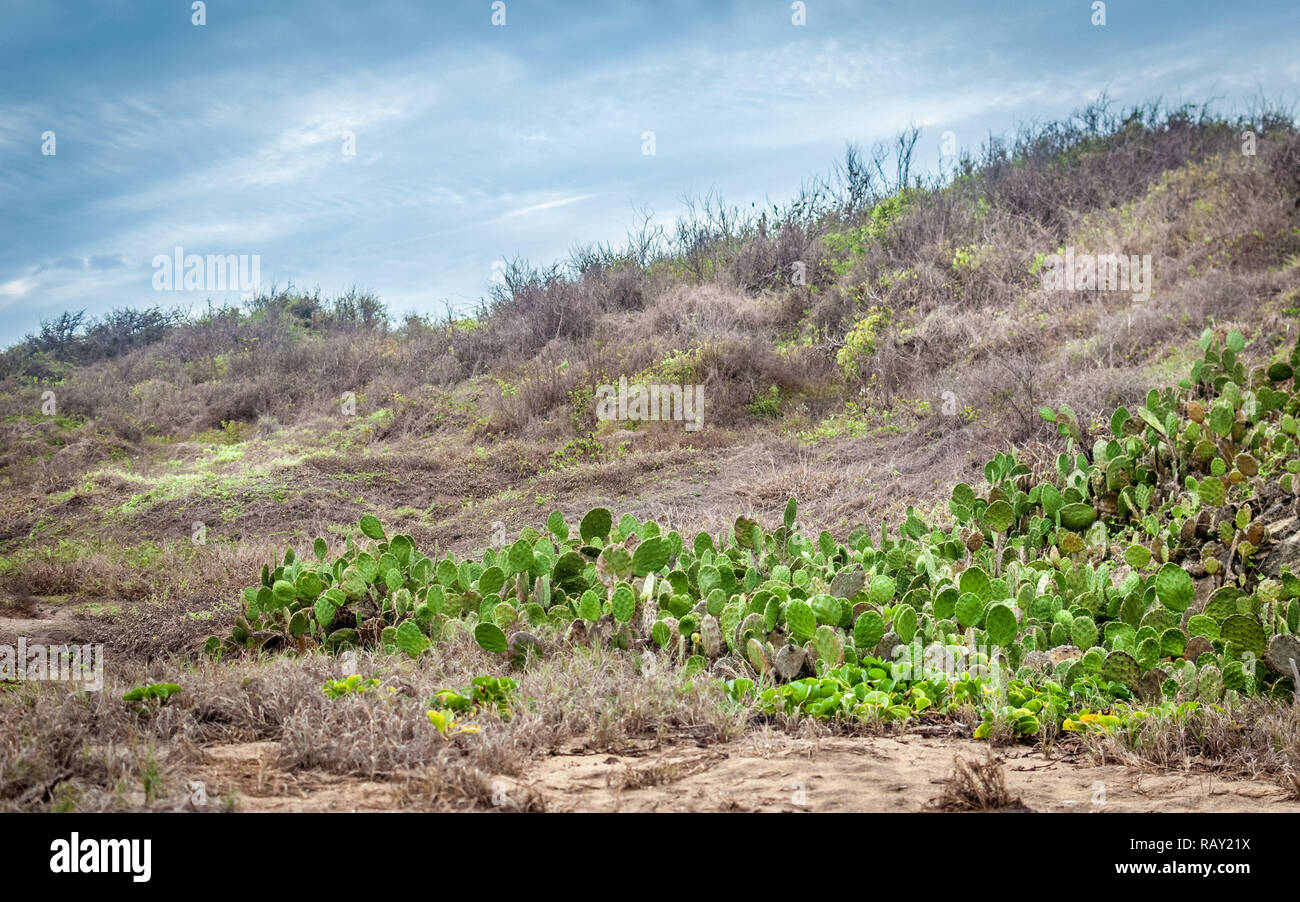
[1,0,1297,347]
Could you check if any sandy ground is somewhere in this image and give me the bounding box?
[6,600,1295,814]
[191,732,1299,813]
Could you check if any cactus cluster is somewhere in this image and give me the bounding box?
[211,327,1300,736]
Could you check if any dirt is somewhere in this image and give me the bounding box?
[0,596,89,646]
[192,732,1300,813]
[191,742,403,812]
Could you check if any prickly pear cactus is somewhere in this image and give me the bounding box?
[610,583,636,623]
[1069,614,1098,651]
[814,624,844,666]
[1265,634,1300,679]
[984,603,1018,647]
[774,644,805,681]
[1196,664,1224,704]
[699,613,722,657]
[1220,614,1266,659]
[1101,650,1140,687]
[738,612,765,645]
[785,599,816,643]
[853,610,885,650]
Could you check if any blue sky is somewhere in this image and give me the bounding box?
[1,0,1297,347]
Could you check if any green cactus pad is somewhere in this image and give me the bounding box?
[982,500,1015,532]
[958,566,991,603]
[395,620,430,658]
[892,604,918,644]
[933,587,959,620]
[610,583,636,622]
[763,595,781,632]
[632,537,670,576]
[1070,614,1098,651]
[853,610,885,650]
[1058,502,1096,531]
[474,622,508,654]
[1136,637,1161,670]
[1101,650,1141,687]
[1123,543,1152,569]
[984,603,1018,647]
[579,507,613,543]
[546,511,569,541]
[323,628,359,651]
[1196,664,1224,703]
[785,599,816,643]
[1221,660,1252,693]
[955,592,984,628]
[1153,563,1194,612]
[577,590,603,623]
[867,574,897,606]
[650,620,671,648]
[814,624,844,665]
[1219,614,1266,658]
[1186,614,1219,641]
[810,593,841,625]
[1160,627,1187,658]
[494,601,517,628]
[478,569,506,603]
[1203,587,1240,620]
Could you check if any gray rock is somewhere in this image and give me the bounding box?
[1046,645,1083,665]
[1020,650,1053,673]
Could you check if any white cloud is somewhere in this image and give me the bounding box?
[502,193,599,219]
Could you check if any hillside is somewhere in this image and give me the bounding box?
[2,101,1300,812]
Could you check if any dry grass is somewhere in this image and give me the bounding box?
[931,752,1029,812]
[0,638,746,812]
[1076,700,1300,800]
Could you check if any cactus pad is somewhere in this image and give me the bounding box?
[1101,650,1141,687]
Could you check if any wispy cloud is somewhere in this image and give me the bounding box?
[502,193,600,219]
[0,0,1297,345]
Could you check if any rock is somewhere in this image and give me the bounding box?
[1046,645,1083,666]
[508,631,545,667]
[711,660,741,682]
[1256,516,1300,579]
[1020,650,1053,673]
[563,619,588,645]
